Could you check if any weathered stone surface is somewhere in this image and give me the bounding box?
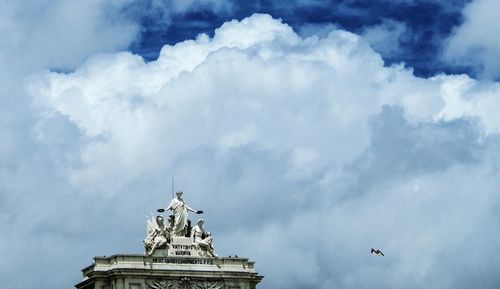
[75,254,263,289]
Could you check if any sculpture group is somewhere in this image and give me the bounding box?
[144,191,217,257]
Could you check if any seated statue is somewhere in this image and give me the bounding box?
[191,219,217,257]
[144,215,170,256]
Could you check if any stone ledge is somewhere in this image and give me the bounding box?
[82,254,258,276]
[77,254,263,289]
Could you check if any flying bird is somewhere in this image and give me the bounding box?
[371,248,384,256]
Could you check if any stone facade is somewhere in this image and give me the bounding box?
[75,253,263,289]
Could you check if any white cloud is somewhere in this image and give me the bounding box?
[297,23,341,39]
[0,0,139,70]
[3,11,500,289]
[443,0,500,79]
[435,74,500,134]
[361,19,408,59]
[33,14,384,192]
[0,1,140,288]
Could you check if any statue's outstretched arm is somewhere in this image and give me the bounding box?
[165,199,175,211]
[186,204,203,214]
[186,204,197,213]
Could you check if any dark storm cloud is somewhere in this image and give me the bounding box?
[222,104,500,289]
[338,105,482,197]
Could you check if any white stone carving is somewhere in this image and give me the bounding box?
[192,280,224,289]
[166,191,201,237]
[146,279,224,289]
[146,279,177,289]
[191,219,217,257]
[144,215,170,255]
[145,191,217,257]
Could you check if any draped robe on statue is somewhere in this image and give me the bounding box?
[167,197,194,236]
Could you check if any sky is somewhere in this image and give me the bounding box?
[1,1,500,288]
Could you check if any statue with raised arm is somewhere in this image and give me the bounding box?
[165,191,202,237]
[191,219,217,257]
[144,215,169,255]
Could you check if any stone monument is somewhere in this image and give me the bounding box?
[75,191,263,289]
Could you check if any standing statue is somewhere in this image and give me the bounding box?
[144,215,169,255]
[165,191,202,237]
[191,219,217,257]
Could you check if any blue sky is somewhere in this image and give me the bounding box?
[2,1,500,289]
[128,0,470,77]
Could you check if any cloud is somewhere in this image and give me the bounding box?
[223,107,500,289]
[297,23,341,39]
[0,1,140,288]
[126,0,234,28]
[0,0,139,71]
[3,11,500,289]
[131,0,469,77]
[170,0,233,14]
[444,0,500,80]
[0,0,140,170]
[361,20,409,59]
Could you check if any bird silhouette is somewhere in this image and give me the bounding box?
[371,248,384,256]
